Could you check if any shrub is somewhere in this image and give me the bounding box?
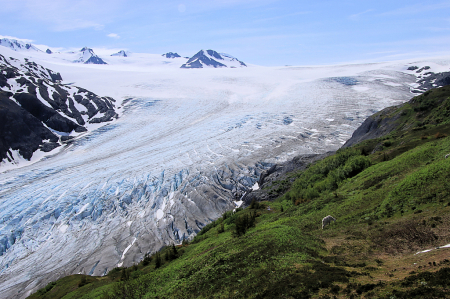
[120,268,129,281]
[170,244,178,260]
[233,212,256,237]
[101,279,145,299]
[155,252,162,268]
[218,222,225,233]
[249,200,265,209]
[38,281,57,295]
[290,150,370,200]
[142,253,152,266]
[383,140,392,147]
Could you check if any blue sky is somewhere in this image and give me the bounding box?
[1,0,450,66]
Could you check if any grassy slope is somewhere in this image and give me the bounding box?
[28,87,450,299]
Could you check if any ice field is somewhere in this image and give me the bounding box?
[1,47,449,297]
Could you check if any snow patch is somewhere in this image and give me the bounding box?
[352,86,370,92]
[0,148,62,173]
[415,243,450,255]
[156,209,164,220]
[58,224,69,233]
[117,238,137,267]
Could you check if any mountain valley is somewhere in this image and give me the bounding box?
[1,38,450,298]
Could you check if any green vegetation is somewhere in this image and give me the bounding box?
[28,87,450,298]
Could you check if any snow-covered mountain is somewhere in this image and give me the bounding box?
[162,52,181,58]
[0,53,118,168]
[1,40,450,299]
[0,38,42,52]
[181,49,246,68]
[111,50,129,57]
[75,47,108,64]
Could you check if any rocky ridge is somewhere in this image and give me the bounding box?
[0,38,42,52]
[407,64,450,93]
[0,53,118,165]
[162,52,181,58]
[181,49,246,68]
[75,47,108,64]
[111,50,129,57]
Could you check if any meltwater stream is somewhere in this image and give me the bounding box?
[0,65,417,297]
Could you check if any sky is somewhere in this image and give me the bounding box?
[1,0,450,66]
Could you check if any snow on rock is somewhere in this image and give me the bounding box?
[0,38,42,52]
[111,50,129,57]
[181,49,246,68]
[415,243,450,255]
[162,52,181,58]
[0,51,119,169]
[75,47,107,65]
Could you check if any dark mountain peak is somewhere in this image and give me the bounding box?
[46,49,52,54]
[162,52,181,58]
[75,47,107,65]
[205,50,223,60]
[181,49,246,69]
[85,56,108,64]
[111,50,128,57]
[80,47,93,52]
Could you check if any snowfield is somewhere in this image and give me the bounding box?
[1,45,450,298]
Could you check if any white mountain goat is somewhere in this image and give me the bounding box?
[322,215,336,229]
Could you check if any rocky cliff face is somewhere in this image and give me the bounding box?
[341,106,400,149]
[0,54,118,165]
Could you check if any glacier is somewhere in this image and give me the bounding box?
[1,45,450,298]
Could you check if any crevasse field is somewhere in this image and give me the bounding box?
[1,47,448,298]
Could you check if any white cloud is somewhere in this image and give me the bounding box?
[348,9,374,21]
[0,35,34,43]
[2,0,125,31]
[107,33,121,39]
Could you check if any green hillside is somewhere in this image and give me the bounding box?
[28,86,450,299]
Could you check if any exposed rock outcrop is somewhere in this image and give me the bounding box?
[0,53,118,165]
[75,47,107,64]
[111,50,129,57]
[181,50,246,68]
[162,52,181,58]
